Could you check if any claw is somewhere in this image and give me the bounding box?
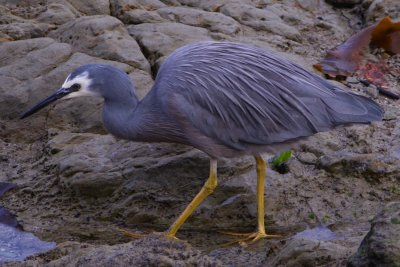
[165,233,179,240]
[219,231,256,236]
[118,228,147,239]
[222,230,282,246]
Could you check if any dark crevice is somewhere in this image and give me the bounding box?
[133,37,160,79]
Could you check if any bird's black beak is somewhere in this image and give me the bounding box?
[20,87,72,119]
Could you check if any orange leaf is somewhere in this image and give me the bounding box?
[371,17,400,54]
[314,17,400,77]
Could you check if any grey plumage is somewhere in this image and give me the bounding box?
[21,41,383,158]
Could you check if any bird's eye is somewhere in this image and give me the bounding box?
[70,83,81,91]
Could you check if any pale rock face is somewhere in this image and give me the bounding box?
[157,7,241,35]
[49,15,151,72]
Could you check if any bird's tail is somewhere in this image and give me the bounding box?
[325,91,384,125]
[354,94,384,122]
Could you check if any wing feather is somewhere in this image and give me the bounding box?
[153,42,383,150]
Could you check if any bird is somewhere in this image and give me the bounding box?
[20,41,383,245]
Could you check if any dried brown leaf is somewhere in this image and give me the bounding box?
[314,17,400,77]
[371,17,400,54]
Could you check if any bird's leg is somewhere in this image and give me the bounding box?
[223,155,280,246]
[166,159,218,238]
[248,155,268,242]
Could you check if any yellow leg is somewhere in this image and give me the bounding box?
[223,155,280,246]
[166,159,218,238]
[255,155,267,236]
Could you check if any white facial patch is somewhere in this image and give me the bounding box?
[61,71,99,99]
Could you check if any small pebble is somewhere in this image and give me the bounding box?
[346,76,359,84]
[364,84,379,98]
[297,152,318,165]
[383,108,397,121]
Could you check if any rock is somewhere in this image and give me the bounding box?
[4,235,223,266]
[157,7,241,35]
[118,9,165,24]
[48,133,125,198]
[110,0,167,20]
[220,3,301,41]
[299,131,344,157]
[297,152,318,165]
[319,152,398,182]
[348,202,400,267]
[67,0,110,15]
[175,0,255,11]
[346,76,359,84]
[266,238,350,266]
[110,0,167,23]
[114,0,167,10]
[364,0,400,23]
[49,15,150,72]
[0,38,72,120]
[364,84,379,98]
[127,22,211,66]
[267,2,316,27]
[0,22,52,40]
[0,5,25,24]
[161,0,180,6]
[0,0,47,19]
[0,5,53,40]
[383,106,398,121]
[37,2,79,25]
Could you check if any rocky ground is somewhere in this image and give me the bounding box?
[0,0,400,266]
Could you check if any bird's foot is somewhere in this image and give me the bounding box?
[221,231,281,247]
[164,232,179,240]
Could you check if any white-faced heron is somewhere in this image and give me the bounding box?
[21,41,383,245]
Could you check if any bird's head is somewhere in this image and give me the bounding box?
[20,64,135,119]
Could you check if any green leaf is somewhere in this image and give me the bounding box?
[271,150,292,167]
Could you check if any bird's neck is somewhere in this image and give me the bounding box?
[102,92,141,140]
[102,92,187,144]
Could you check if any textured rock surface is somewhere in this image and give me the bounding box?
[220,3,301,41]
[67,0,110,15]
[2,235,223,266]
[348,202,400,267]
[49,15,150,71]
[37,1,79,25]
[266,238,349,267]
[0,38,72,120]
[127,22,212,68]
[157,7,241,35]
[111,0,167,24]
[0,0,399,266]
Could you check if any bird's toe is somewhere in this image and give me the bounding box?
[222,230,281,247]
